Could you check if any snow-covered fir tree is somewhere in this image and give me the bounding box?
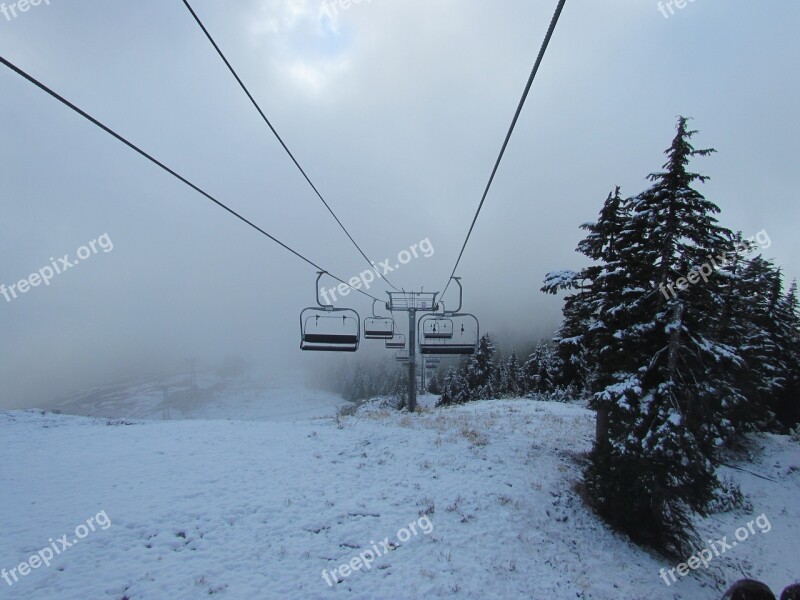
[587,117,741,555]
[438,367,471,406]
[523,341,557,395]
[543,187,632,398]
[466,335,498,400]
[714,249,783,433]
[427,370,442,395]
[503,349,522,397]
[546,118,764,555]
[772,280,800,428]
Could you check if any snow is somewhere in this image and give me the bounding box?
[542,270,580,291]
[1,393,798,599]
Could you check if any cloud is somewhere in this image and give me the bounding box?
[246,0,353,93]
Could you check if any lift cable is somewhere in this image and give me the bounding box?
[182,0,400,293]
[440,0,567,301]
[0,55,383,303]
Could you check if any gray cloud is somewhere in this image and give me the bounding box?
[1,0,798,407]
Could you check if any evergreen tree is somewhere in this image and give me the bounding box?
[524,341,558,395]
[427,371,442,395]
[438,367,471,406]
[467,335,498,399]
[437,337,501,404]
[773,281,800,428]
[714,251,783,433]
[538,343,557,394]
[572,118,736,556]
[543,270,594,390]
[504,350,522,397]
[543,187,632,396]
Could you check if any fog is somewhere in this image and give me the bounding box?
[1,0,798,408]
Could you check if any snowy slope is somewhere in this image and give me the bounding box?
[49,372,346,422]
[0,398,797,599]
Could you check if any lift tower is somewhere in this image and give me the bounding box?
[386,291,439,412]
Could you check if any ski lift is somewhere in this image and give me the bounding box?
[418,278,479,355]
[421,315,454,339]
[395,349,409,363]
[385,332,406,349]
[300,272,360,352]
[419,316,478,355]
[364,300,395,340]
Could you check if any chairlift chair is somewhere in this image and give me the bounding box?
[385,332,406,349]
[300,272,361,352]
[364,300,395,340]
[419,315,479,355]
[418,278,479,355]
[395,349,410,363]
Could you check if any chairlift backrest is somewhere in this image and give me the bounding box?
[422,317,454,339]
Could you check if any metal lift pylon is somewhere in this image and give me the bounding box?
[385,290,439,413]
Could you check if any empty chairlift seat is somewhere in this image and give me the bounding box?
[419,314,478,355]
[364,300,396,340]
[385,333,406,349]
[364,317,395,339]
[300,272,361,352]
[301,310,360,352]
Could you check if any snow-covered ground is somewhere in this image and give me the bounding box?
[1,395,798,599]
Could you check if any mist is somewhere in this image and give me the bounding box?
[2,0,798,408]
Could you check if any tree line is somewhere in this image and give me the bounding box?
[435,337,565,405]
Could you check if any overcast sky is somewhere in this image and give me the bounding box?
[1,0,798,408]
